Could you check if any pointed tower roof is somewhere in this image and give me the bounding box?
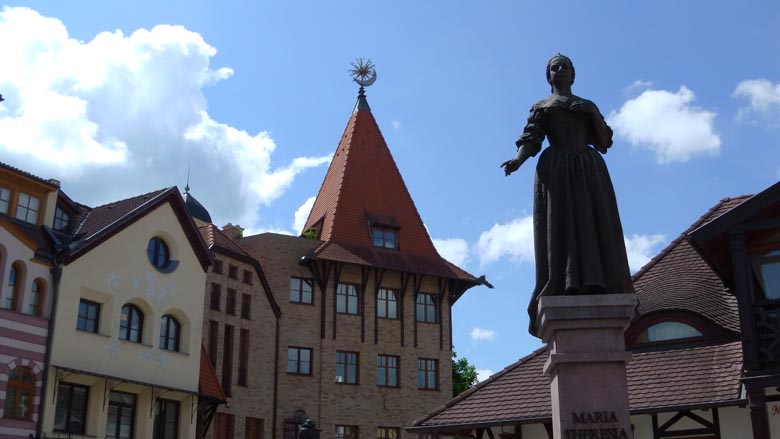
[302,79,478,285]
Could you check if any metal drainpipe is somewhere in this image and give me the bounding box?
[37,253,62,439]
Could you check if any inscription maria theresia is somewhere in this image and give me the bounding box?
[564,411,629,439]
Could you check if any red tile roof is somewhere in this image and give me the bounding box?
[301,95,477,284]
[199,344,226,401]
[412,341,744,430]
[73,189,168,239]
[631,197,749,333]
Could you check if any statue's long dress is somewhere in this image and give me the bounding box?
[522,98,635,337]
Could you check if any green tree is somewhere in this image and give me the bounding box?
[451,350,478,397]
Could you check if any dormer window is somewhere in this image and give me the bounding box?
[372,226,397,249]
[15,192,39,224]
[54,207,70,231]
[751,250,780,300]
[0,186,10,214]
[634,321,703,344]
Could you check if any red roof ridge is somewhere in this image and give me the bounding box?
[632,194,751,283]
[412,346,548,426]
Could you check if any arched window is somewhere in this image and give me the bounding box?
[159,314,180,352]
[634,321,703,344]
[120,304,144,343]
[5,263,21,311]
[28,279,45,316]
[3,366,34,419]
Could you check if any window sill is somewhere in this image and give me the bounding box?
[76,328,110,338]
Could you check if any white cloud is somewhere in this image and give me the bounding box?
[624,233,667,273]
[432,237,470,267]
[623,80,653,92]
[391,119,402,130]
[608,86,721,164]
[293,196,317,235]
[470,327,496,342]
[733,78,780,125]
[473,215,534,267]
[476,369,493,382]
[0,6,329,229]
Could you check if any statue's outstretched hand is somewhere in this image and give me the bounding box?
[501,158,521,176]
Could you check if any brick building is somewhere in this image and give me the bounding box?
[196,86,487,439]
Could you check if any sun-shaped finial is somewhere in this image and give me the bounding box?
[349,58,377,87]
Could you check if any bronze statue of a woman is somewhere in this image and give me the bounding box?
[502,54,634,337]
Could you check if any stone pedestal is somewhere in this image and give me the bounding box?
[537,294,637,439]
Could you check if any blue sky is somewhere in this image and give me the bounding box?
[1,1,779,380]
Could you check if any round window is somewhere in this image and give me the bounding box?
[147,237,170,269]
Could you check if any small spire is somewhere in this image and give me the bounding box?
[185,164,191,194]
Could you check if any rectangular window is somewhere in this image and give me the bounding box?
[290,277,313,304]
[54,206,70,231]
[377,355,399,387]
[377,427,399,439]
[243,269,253,285]
[238,328,249,386]
[222,325,234,396]
[214,413,235,439]
[376,288,398,319]
[417,358,438,390]
[15,192,40,224]
[210,283,222,311]
[336,351,358,384]
[336,425,359,439]
[214,260,224,274]
[153,399,179,439]
[228,264,238,279]
[226,289,237,315]
[208,321,219,367]
[337,283,359,315]
[241,294,251,319]
[287,347,312,375]
[0,186,10,214]
[106,391,136,439]
[54,382,89,434]
[245,417,264,439]
[77,299,100,333]
[416,293,437,323]
[371,226,397,249]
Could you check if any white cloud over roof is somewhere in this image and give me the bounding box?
[0,6,329,229]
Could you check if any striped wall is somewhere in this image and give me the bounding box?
[0,308,49,439]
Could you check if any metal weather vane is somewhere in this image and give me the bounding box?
[350,58,377,88]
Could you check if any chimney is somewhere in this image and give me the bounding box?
[222,223,244,240]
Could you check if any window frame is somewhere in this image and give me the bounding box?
[54,382,89,434]
[210,283,222,311]
[5,262,21,311]
[226,288,237,315]
[417,358,438,390]
[371,226,398,249]
[153,398,180,439]
[147,237,171,270]
[159,314,181,352]
[208,321,219,367]
[376,288,398,319]
[222,324,234,397]
[214,260,223,274]
[238,328,249,386]
[377,427,400,439]
[336,283,360,315]
[15,192,40,224]
[416,293,438,323]
[336,424,359,439]
[287,346,313,375]
[106,390,137,439]
[228,264,238,280]
[0,185,10,214]
[3,366,35,420]
[28,278,45,316]
[377,354,399,388]
[290,277,314,304]
[119,304,144,343]
[77,299,100,333]
[242,269,253,285]
[54,206,70,231]
[336,351,359,385]
[241,293,251,319]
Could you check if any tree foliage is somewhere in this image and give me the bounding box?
[451,350,478,397]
